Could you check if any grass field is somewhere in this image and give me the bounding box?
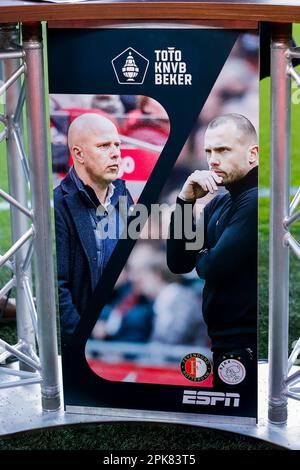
[1,26,300,451]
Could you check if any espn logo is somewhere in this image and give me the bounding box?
[182,390,240,407]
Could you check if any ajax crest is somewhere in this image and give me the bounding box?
[218,359,246,385]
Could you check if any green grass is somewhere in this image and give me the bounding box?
[0,423,282,451]
[1,25,300,450]
[258,197,300,359]
[257,22,300,360]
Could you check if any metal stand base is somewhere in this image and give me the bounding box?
[0,362,299,449]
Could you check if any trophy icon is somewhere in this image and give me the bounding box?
[122,52,139,81]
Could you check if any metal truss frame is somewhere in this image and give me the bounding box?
[268,24,300,425]
[0,23,60,410]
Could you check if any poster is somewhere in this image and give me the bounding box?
[47,26,258,423]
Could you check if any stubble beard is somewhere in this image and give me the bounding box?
[223,167,248,185]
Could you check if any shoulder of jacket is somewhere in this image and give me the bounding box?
[53,184,63,201]
[205,192,229,210]
[238,187,258,202]
[53,184,69,214]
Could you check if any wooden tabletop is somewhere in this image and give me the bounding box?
[1,0,300,23]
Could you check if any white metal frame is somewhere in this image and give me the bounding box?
[268,24,300,425]
[0,23,60,410]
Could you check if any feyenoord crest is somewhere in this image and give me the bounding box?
[181,353,212,382]
[218,359,246,385]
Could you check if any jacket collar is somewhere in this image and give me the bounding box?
[68,167,116,210]
[225,166,258,199]
[61,168,125,208]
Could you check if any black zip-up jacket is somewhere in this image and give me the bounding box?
[167,167,258,352]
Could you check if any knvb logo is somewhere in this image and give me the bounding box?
[182,390,240,407]
[112,47,149,85]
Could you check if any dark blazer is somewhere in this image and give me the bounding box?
[54,171,133,340]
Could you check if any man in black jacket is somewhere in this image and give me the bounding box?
[54,113,133,343]
[167,113,258,389]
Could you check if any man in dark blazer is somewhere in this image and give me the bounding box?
[54,113,133,343]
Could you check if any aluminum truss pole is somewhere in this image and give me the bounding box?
[1,23,35,370]
[23,23,60,411]
[268,23,292,424]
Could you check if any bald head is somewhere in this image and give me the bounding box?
[68,112,121,190]
[68,113,118,155]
